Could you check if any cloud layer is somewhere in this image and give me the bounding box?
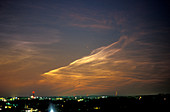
[41,35,169,95]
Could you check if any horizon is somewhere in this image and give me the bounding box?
[1,94,169,111]
[1,91,169,97]
[1,93,170,102]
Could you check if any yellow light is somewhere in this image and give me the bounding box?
[94,107,100,109]
[0,98,6,102]
[31,95,34,99]
[5,106,12,109]
[77,99,84,102]
[139,96,142,100]
[25,105,28,109]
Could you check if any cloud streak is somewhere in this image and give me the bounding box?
[41,35,169,95]
[71,23,112,30]
[68,12,114,30]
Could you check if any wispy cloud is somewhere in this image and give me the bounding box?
[71,23,113,30]
[41,34,169,95]
[113,12,127,25]
[69,13,107,24]
[68,13,113,30]
[0,38,60,65]
[0,25,61,65]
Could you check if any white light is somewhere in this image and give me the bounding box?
[48,103,57,112]
[50,109,54,112]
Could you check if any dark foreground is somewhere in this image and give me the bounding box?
[0,94,169,112]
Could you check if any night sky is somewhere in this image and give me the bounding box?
[0,0,170,96]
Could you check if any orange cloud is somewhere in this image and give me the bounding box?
[41,36,166,95]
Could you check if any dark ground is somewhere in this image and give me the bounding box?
[0,94,169,112]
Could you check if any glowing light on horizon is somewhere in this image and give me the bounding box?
[48,103,57,112]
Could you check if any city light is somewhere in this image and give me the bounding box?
[94,107,100,109]
[0,94,169,111]
[50,109,54,112]
[48,103,57,112]
[139,96,142,100]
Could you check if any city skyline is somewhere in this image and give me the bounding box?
[0,0,170,96]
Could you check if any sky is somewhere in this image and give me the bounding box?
[0,0,170,96]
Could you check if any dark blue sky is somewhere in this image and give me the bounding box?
[0,0,170,96]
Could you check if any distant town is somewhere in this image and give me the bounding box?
[0,91,169,112]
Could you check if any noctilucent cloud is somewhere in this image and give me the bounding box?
[0,0,170,96]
